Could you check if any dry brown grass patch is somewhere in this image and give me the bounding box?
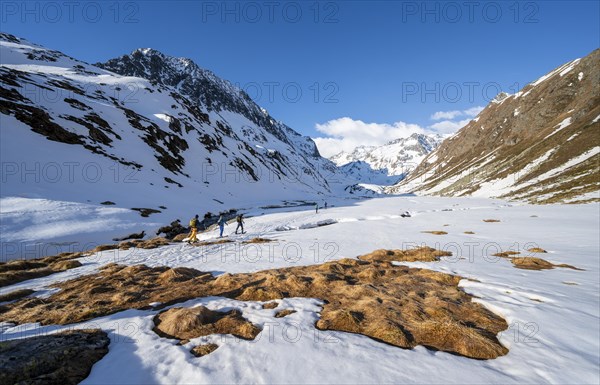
[0,246,509,360]
[194,239,234,246]
[242,238,275,244]
[262,301,279,309]
[510,257,581,271]
[0,289,34,303]
[153,306,261,341]
[274,309,297,318]
[421,231,448,235]
[0,255,83,288]
[118,237,171,250]
[464,231,475,234]
[527,247,547,253]
[91,244,119,253]
[359,247,452,263]
[190,343,219,357]
[173,233,189,242]
[492,251,521,258]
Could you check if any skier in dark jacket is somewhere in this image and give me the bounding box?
[235,214,245,234]
[315,203,319,214]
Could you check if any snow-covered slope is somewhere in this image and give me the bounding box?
[338,161,398,186]
[1,196,598,384]
[331,133,443,181]
[391,49,600,204]
[0,32,362,254]
[97,48,322,160]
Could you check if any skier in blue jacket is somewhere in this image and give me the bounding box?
[217,214,226,238]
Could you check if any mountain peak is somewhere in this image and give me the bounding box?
[98,48,320,156]
[331,133,443,179]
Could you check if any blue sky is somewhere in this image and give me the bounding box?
[2,0,599,156]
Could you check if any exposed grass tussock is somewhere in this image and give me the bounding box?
[483,219,501,223]
[262,301,279,309]
[118,237,171,250]
[510,257,582,271]
[464,231,475,234]
[190,343,219,357]
[527,247,547,253]
[90,237,172,252]
[421,231,448,235]
[0,289,34,303]
[173,233,189,242]
[0,247,508,360]
[274,309,297,318]
[489,247,581,271]
[91,244,119,252]
[194,239,234,246]
[0,253,83,288]
[530,298,544,303]
[358,247,452,263]
[241,238,276,244]
[492,251,521,258]
[153,306,261,341]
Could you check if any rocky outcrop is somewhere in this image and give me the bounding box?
[0,329,109,385]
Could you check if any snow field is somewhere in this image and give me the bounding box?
[1,196,598,384]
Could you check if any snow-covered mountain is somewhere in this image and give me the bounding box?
[391,49,600,204]
[0,33,356,212]
[97,48,321,159]
[331,133,443,183]
[0,32,372,254]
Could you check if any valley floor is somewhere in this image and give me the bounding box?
[1,196,599,384]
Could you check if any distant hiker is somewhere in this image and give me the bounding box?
[324,202,328,209]
[217,214,226,238]
[315,203,319,214]
[235,214,245,234]
[188,214,199,244]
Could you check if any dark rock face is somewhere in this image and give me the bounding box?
[393,49,600,204]
[1,34,339,196]
[98,49,321,157]
[0,329,110,385]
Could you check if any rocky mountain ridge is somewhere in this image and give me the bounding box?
[391,49,600,204]
[0,33,354,216]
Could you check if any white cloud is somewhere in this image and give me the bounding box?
[431,110,463,120]
[312,106,485,158]
[464,106,485,117]
[428,118,473,134]
[312,117,425,158]
[431,106,484,121]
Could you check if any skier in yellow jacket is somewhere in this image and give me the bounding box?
[188,214,199,244]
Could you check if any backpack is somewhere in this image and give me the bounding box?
[236,215,242,223]
[189,217,197,228]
